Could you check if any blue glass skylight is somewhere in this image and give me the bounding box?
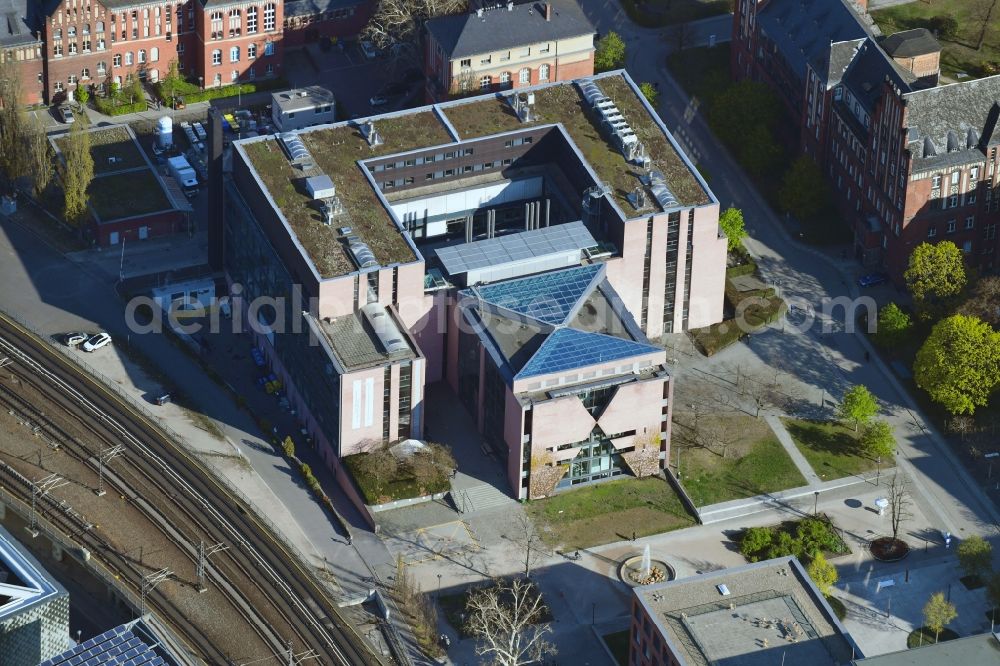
[474,264,603,325]
[516,328,661,379]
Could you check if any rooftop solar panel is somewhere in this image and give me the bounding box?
[516,327,661,379]
[435,221,597,276]
[41,620,176,666]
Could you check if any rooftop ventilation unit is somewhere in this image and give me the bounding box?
[577,80,647,164]
[305,174,335,200]
[363,121,383,148]
[278,132,315,170]
[361,302,409,354]
[345,235,379,269]
[645,170,679,210]
[317,197,344,225]
[509,91,536,123]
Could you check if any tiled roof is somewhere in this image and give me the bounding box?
[0,0,38,48]
[284,0,364,18]
[756,0,874,80]
[425,0,594,60]
[880,28,940,58]
[904,74,1000,171]
[839,38,914,112]
[825,39,865,87]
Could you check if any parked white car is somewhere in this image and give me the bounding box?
[64,332,88,347]
[82,332,112,352]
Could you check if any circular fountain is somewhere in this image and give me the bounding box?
[618,545,675,587]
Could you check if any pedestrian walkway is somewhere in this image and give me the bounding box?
[764,412,822,486]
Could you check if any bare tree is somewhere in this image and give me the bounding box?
[408,441,456,490]
[665,21,695,53]
[887,472,912,543]
[504,513,547,577]
[466,578,556,666]
[363,0,468,53]
[451,67,479,96]
[971,0,999,51]
[740,369,782,418]
[356,439,399,499]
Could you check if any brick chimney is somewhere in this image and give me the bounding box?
[545,2,552,21]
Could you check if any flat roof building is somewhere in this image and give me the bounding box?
[271,86,337,133]
[852,630,1000,665]
[225,70,725,507]
[630,557,862,666]
[0,524,70,664]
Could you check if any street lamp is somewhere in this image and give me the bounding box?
[437,574,442,596]
[813,491,820,516]
[198,75,203,91]
[876,456,881,487]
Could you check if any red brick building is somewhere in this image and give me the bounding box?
[281,0,371,47]
[731,0,1000,281]
[1,0,45,105]
[424,0,595,102]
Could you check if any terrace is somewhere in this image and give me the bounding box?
[242,111,453,279]
[54,125,148,175]
[88,170,172,222]
[440,72,710,212]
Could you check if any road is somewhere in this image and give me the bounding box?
[576,6,1000,538]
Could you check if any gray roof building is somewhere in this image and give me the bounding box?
[0,0,39,48]
[840,37,914,113]
[852,631,1000,665]
[880,28,940,59]
[425,0,594,60]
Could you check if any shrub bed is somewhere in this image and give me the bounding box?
[94,96,146,116]
[155,76,286,104]
[739,516,849,563]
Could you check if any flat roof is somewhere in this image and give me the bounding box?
[635,557,858,666]
[314,308,417,372]
[236,71,712,281]
[852,631,1000,665]
[435,221,596,277]
[273,86,335,113]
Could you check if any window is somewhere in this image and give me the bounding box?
[82,38,90,51]
[966,216,975,229]
[211,11,222,35]
[54,29,62,39]
[520,46,530,56]
[928,226,937,238]
[247,6,257,33]
[81,67,89,79]
[968,192,977,205]
[138,49,146,64]
[248,43,257,59]
[539,63,550,81]
[229,8,241,32]
[231,69,238,81]
[951,171,960,185]
[67,74,77,85]
[177,43,184,54]
[540,42,550,53]
[949,194,959,207]
[54,81,63,92]
[124,51,133,65]
[460,58,471,68]
[68,26,76,37]
[971,166,980,180]
[264,3,275,31]
[480,55,491,65]
[97,61,106,75]
[480,74,490,89]
[264,41,274,56]
[500,50,510,61]
[213,73,222,87]
[97,38,105,50]
[499,71,509,83]
[150,47,158,62]
[53,44,62,57]
[265,62,273,74]
[212,49,222,65]
[68,42,77,55]
[947,220,956,234]
[113,53,121,67]
[82,23,90,34]
[230,46,240,62]
[519,67,530,83]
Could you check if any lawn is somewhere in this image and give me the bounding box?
[782,418,890,480]
[88,170,172,221]
[603,630,630,666]
[526,477,696,549]
[54,125,147,175]
[872,1,1000,80]
[679,435,806,506]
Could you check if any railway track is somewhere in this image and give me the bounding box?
[0,313,384,666]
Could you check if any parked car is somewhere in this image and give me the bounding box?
[857,272,888,288]
[58,105,75,124]
[82,332,112,352]
[360,40,377,59]
[369,95,389,107]
[64,332,88,347]
[172,96,186,110]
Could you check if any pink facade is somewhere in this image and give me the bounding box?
[687,204,727,329]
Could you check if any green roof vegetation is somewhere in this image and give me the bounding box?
[56,125,147,175]
[88,170,171,222]
[243,111,452,278]
[442,73,709,211]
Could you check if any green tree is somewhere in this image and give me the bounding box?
[638,82,658,107]
[922,592,957,643]
[0,57,26,186]
[23,114,51,197]
[281,435,295,458]
[837,384,878,432]
[860,419,896,460]
[161,59,181,101]
[719,207,747,252]
[914,314,1000,415]
[59,118,94,225]
[709,80,779,146]
[765,530,802,561]
[75,84,89,106]
[806,552,838,595]
[740,124,783,178]
[796,518,845,558]
[594,32,626,72]
[956,535,992,582]
[740,526,773,561]
[904,241,967,317]
[779,156,833,221]
[874,302,912,349]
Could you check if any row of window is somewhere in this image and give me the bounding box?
[371,147,476,172]
[211,42,273,65]
[381,158,515,188]
[283,7,354,27]
[209,5,274,36]
[457,43,548,68]
[927,216,976,237]
[470,64,551,89]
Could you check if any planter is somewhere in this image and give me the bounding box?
[869,536,910,562]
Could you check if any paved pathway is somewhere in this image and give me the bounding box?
[764,412,823,486]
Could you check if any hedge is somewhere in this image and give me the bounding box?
[155,76,287,105]
[726,262,758,279]
[94,96,146,116]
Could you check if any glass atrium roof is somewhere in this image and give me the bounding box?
[516,327,661,379]
[471,264,603,326]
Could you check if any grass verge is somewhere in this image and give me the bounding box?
[679,436,805,506]
[781,418,889,480]
[907,626,960,648]
[526,476,696,549]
